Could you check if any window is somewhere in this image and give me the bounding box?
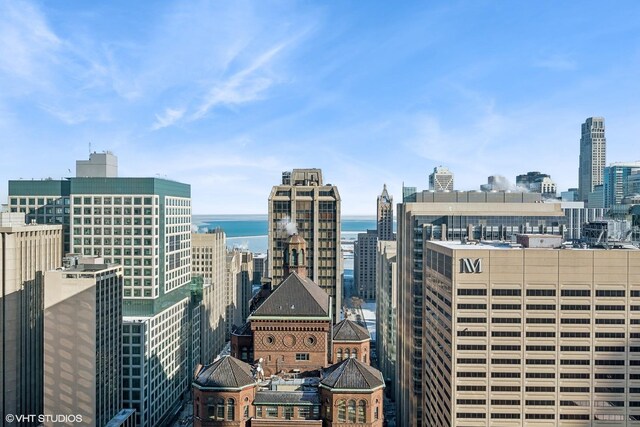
[265,406,278,418]
[492,289,521,296]
[527,289,556,297]
[284,407,293,420]
[214,398,225,420]
[338,400,346,422]
[348,400,356,422]
[299,406,311,419]
[356,401,366,422]
[337,348,342,361]
[226,398,235,421]
[296,353,310,361]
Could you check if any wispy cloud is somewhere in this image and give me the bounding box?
[533,54,577,71]
[191,43,286,120]
[0,0,61,85]
[152,107,185,130]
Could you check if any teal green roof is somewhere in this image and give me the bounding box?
[9,177,190,198]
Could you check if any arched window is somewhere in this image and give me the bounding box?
[345,348,350,359]
[375,399,380,420]
[216,398,225,420]
[291,249,297,265]
[337,348,342,361]
[358,400,366,423]
[348,400,356,422]
[364,354,367,363]
[352,348,358,359]
[207,398,216,419]
[226,398,235,421]
[338,400,346,422]
[299,249,304,265]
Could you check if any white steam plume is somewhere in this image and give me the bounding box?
[277,216,298,236]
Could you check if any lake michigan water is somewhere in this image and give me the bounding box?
[192,215,386,254]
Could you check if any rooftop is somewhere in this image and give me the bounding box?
[193,355,255,390]
[250,272,330,318]
[321,358,384,391]
[333,319,371,342]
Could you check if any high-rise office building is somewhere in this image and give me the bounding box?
[589,184,605,209]
[268,169,342,322]
[516,171,557,198]
[191,229,227,363]
[396,191,566,427]
[423,237,640,426]
[561,188,580,202]
[603,162,640,208]
[579,117,606,201]
[225,249,243,338]
[240,251,254,321]
[0,213,62,426]
[9,176,193,427]
[252,253,268,285]
[354,229,378,300]
[428,166,454,192]
[43,257,123,427]
[402,185,417,202]
[355,185,394,302]
[377,184,394,241]
[375,240,397,397]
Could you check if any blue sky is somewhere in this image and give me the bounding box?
[1,1,640,214]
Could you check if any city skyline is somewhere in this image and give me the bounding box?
[2,1,640,215]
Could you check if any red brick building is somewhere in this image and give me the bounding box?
[332,319,371,365]
[195,235,384,427]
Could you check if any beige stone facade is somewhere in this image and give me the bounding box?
[424,238,640,426]
[0,213,62,426]
[43,260,123,427]
[396,197,567,427]
[192,230,227,363]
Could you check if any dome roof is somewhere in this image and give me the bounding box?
[193,355,255,389]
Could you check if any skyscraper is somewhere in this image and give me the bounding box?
[225,249,243,338]
[191,229,227,363]
[375,240,397,397]
[423,237,640,426]
[0,213,62,427]
[428,166,454,192]
[354,229,377,300]
[44,257,123,427]
[579,116,606,201]
[377,184,393,241]
[9,175,193,427]
[516,171,557,198]
[603,162,640,208]
[396,191,566,427]
[268,169,341,321]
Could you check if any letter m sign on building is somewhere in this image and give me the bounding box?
[460,258,482,273]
